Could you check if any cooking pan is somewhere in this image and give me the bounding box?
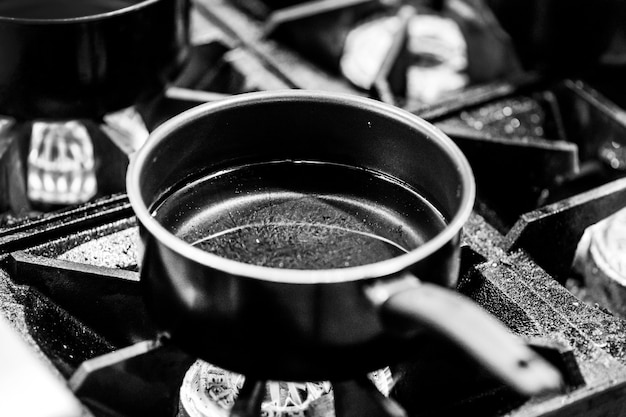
[126,90,562,395]
[485,0,624,73]
[0,0,189,119]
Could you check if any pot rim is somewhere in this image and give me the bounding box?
[0,0,161,24]
[127,90,476,284]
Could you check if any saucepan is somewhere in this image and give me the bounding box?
[126,90,562,395]
[0,0,189,119]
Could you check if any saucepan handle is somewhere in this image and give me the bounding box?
[364,274,564,397]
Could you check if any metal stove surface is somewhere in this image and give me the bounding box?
[3,0,626,416]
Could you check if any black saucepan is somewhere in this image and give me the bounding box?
[0,0,189,119]
[127,90,562,395]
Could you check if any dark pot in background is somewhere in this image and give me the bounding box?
[486,0,624,74]
[0,0,190,120]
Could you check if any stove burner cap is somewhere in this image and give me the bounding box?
[27,121,97,206]
[178,361,393,417]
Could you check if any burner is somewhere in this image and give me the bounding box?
[0,114,134,212]
[27,121,98,206]
[178,361,337,417]
[573,206,626,318]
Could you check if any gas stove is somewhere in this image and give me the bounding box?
[3,1,626,416]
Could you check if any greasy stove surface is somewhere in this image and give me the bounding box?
[2,194,626,417]
[3,0,626,416]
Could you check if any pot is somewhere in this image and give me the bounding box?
[485,0,624,73]
[127,90,562,395]
[0,0,190,119]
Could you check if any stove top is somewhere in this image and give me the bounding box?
[2,1,626,416]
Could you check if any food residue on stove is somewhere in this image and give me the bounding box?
[57,227,139,271]
[438,96,549,139]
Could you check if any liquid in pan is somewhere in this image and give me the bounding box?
[152,160,448,270]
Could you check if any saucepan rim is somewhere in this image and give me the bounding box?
[127,89,476,284]
[0,0,161,24]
